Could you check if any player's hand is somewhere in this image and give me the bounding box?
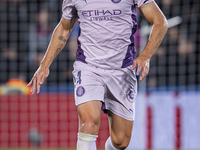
[132,55,150,81]
[27,65,50,94]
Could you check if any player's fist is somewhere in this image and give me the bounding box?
[132,55,150,81]
[27,65,50,94]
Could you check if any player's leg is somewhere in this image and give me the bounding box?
[77,100,102,150]
[72,61,105,149]
[105,111,133,150]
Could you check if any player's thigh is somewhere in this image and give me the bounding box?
[77,100,102,134]
[107,110,133,145]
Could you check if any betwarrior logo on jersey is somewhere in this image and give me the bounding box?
[111,0,121,3]
[82,9,122,21]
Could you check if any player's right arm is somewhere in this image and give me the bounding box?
[27,16,77,94]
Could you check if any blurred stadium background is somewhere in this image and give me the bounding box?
[0,0,199,149]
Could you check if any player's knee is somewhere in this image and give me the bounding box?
[81,121,95,132]
[79,119,100,134]
[111,135,131,149]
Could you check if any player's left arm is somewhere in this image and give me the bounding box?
[132,1,168,81]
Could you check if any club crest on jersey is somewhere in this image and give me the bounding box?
[111,0,121,3]
[76,86,85,97]
[126,88,136,103]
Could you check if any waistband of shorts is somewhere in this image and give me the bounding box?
[74,60,133,71]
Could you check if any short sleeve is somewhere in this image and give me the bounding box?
[135,0,154,8]
[62,0,76,20]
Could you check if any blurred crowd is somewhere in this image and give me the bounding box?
[140,0,200,89]
[0,0,199,90]
[0,0,78,88]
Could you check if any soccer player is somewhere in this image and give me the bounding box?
[28,0,168,149]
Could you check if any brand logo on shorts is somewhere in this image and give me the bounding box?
[111,0,121,3]
[129,109,133,113]
[126,88,136,103]
[76,86,85,97]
